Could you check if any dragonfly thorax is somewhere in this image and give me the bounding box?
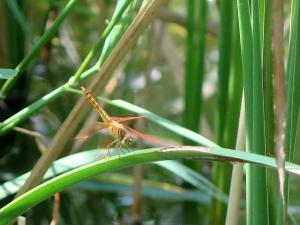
[108,120,127,140]
[108,120,134,146]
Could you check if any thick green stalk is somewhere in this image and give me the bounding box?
[212,0,234,224]
[237,0,269,224]
[195,0,207,130]
[183,0,207,223]
[184,0,206,134]
[224,5,243,152]
[215,0,233,145]
[252,0,266,157]
[0,0,78,98]
[262,0,275,224]
[251,0,269,224]
[237,0,254,149]
[184,0,197,132]
[183,1,198,223]
[263,0,275,163]
[237,7,254,225]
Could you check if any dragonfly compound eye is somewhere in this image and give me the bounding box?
[125,136,134,144]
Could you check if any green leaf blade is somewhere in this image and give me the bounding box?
[0,69,17,80]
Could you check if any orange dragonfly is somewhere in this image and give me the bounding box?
[78,86,159,150]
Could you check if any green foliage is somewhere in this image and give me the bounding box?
[0,69,17,80]
[0,147,299,225]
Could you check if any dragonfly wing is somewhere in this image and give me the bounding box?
[111,115,145,123]
[76,122,108,140]
[123,124,160,145]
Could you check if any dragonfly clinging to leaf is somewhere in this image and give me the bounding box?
[77,86,159,150]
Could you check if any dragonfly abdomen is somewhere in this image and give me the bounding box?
[81,86,111,122]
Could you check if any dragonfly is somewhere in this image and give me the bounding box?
[78,86,159,152]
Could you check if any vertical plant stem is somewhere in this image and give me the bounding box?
[237,0,254,149]
[272,0,287,224]
[215,0,233,145]
[263,0,275,168]
[183,0,207,223]
[237,0,269,224]
[212,0,234,224]
[184,0,197,132]
[225,95,245,225]
[195,0,207,130]
[251,1,269,224]
[183,1,197,222]
[223,3,243,223]
[184,0,196,223]
[263,0,276,224]
[184,0,206,134]
[237,2,254,224]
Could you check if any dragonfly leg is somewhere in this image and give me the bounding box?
[116,143,123,158]
[123,144,133,152]
[105,139,118,158]
[115,139,128,157]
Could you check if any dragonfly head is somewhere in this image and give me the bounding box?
[123,135,134,146]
